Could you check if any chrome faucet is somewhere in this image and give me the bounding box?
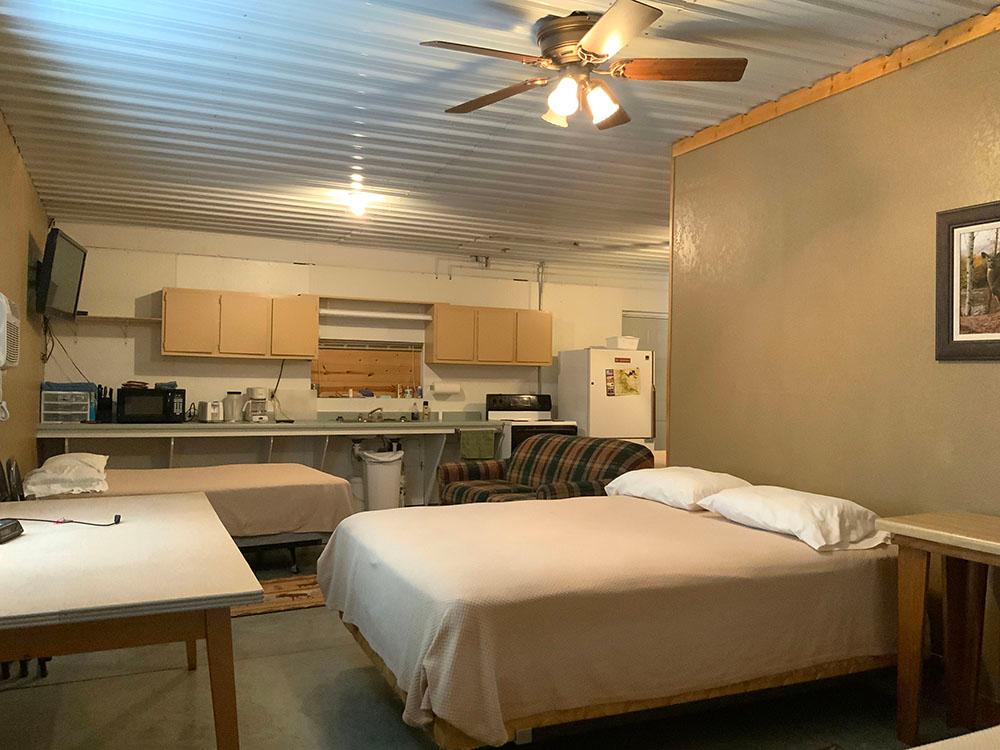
[366,407,384,422]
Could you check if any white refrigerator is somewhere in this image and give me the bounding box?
[557,348,654,439]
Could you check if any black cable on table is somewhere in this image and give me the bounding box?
[5,515,121,527]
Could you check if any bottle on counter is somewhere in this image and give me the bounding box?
[422,400,430,421]
[410,402,420,421]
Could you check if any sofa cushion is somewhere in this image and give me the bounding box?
[441,479,535,505]
[506,434,653,488]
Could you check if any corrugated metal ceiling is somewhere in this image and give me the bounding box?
[0,1,994,271]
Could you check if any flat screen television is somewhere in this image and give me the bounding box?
[36,228,87,318]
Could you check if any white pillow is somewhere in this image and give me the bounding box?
[23,453,110,498]
[605,466,751,511]
[698,485,889,551]
[39,453,109,478]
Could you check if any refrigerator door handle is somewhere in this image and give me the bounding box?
[651,384,656,439]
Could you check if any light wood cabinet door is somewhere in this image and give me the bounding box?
[271,295,319,358]
[430,304,476,362]
[515,309,553,364]
[475,308,516,363]
[162,288,220,355]
[219,292,271,356]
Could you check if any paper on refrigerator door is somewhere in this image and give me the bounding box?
[605,368,641,397]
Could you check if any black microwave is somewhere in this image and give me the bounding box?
[116,388,186,423]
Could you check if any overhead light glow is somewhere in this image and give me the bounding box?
[586,82,620,125]
[541,108,568,128]
[328,188,384,218]
[547,76,579,117]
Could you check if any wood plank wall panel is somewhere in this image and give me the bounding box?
[311,349,421,397]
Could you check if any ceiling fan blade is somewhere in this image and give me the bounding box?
[596,103,632,130]
[611,57,748,81]
[576,0,662,63]
[421,40,545,66]
[445,78,550,114]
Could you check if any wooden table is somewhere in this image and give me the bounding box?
[877,512,1000,746]
[0,492,263,748]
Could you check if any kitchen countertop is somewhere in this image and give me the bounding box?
[37,420,503,439]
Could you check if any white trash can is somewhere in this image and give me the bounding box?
[360,450,404,511]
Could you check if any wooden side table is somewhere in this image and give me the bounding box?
[877,513,1000,746]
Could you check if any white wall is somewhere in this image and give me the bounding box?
[46,222,668,417]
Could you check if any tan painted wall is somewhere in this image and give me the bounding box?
[670,31,1000,518]
[0,113,48,471]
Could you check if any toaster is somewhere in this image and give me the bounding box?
[197,400,224,423]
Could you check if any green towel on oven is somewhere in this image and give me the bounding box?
[460,430,495,460]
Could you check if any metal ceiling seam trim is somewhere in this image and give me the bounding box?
[52,213,667,271]
[33,195,669,247]
[28,170,668,227]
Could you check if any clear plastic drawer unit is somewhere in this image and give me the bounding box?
[40,390,92,423]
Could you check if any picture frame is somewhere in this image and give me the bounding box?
[936,200,1000,360]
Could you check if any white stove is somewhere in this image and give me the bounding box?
[486,394,577,459]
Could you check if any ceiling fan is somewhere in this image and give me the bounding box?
[421,0,747,130]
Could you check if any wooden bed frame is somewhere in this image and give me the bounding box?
[342,617,895,749]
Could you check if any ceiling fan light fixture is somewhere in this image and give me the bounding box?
[586,81,620,125]
[541,108,569,128]
[547,76,580,117]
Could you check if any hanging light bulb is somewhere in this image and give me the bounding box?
[546,76,579,118]
[586,81,620,125]
[541,108,568,128]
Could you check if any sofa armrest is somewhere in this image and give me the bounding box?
[437,459,506,486]
[536,479,607,500]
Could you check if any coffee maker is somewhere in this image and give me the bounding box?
[243,387,269,423]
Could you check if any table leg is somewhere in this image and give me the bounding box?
[944,557,988,729]
[897,545,929,746]
[205,608,239,750]
[186,639,198,671]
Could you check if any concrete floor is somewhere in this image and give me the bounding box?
[0,548,970,750]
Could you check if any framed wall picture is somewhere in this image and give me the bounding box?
[936,200,1000,360]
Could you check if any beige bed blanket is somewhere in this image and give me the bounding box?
[317,496,897,747]
[96,463,355,537]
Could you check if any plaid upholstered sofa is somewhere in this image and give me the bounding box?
[437,433,654,505]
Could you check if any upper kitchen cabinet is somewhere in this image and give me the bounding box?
[219,292,271,356]
[271,295,319,359]
[515,310,553,365]
[161,288,318,360]
[425,304,552,366]
[475,308,516,364]
[162,287,220,355]
[426,304,477,363]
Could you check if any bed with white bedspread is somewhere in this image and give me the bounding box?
[317,494,897,748]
